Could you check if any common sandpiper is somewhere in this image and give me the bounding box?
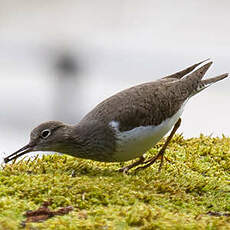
[4,60,228,173]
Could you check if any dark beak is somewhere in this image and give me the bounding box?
[4,144,34,163]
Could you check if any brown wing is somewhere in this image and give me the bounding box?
[80,80,186,131]
[80,61,218,132]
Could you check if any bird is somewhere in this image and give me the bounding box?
[4,60,228,173]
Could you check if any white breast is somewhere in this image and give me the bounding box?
[109,103,186,162]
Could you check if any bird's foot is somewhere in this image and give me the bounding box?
[118,156,145,174]
[135,151,164,172]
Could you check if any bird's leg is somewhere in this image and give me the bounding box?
[135,118,182,172]
[118,156,145,174]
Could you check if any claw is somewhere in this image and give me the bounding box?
[118,156,145,174]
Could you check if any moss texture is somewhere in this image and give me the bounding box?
[1,134,230,229]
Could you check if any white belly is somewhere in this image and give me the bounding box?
[110,104,185,162]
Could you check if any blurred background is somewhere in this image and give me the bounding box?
[0,0,230,162]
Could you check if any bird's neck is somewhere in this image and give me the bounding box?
[67,121,117,161]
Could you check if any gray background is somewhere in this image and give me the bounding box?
[0,0,229,162]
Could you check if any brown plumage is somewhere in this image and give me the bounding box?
[81,61,226,131]
[4,60,228,172]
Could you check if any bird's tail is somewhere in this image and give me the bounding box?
[163,58,210,80]
[181,61,228,96]
[201,73,228,89]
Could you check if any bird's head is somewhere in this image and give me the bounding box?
[4,121,71,163]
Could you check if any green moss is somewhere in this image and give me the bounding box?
[1,135,230,229]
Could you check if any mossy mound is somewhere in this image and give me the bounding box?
[1,135,230,229]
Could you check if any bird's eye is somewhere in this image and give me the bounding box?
[41,129,51,139]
